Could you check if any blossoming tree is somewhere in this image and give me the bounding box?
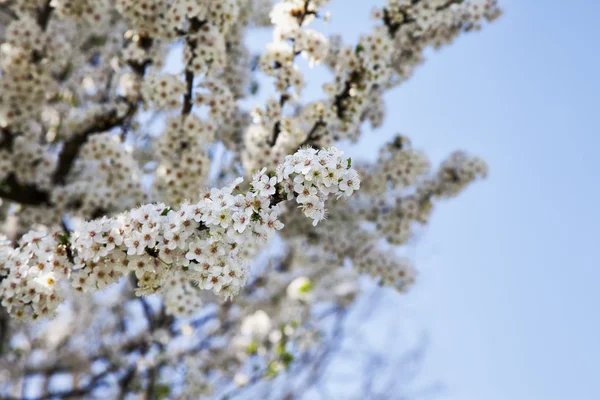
[0,0,500,398]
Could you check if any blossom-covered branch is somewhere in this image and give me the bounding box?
[0,147,359,320]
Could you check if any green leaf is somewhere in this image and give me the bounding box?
[90,36,108,47]
[264,362,279,379]
[155,384,170,400]
[57,234,70,246]
[275,343,285,356]
[160,207,171,216]
[299,280,313,293]
[281,352,294,368]
[246,340,259,355]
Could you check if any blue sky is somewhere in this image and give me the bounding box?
[282,0,600,399]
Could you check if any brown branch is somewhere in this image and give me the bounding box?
[298,120,325,149]
[7,366,118,400]
[0,105,138,205]
[181,18,207,116]
[0,3,18,20]
[0,308,9,356]
[0,128,15,150]
[333,70,361,120]
[117,367,137,400]
[36,0,53,31]
[182,69,195,116]
[0,174,51,206]
[269,121,282,147]
[51,103,137,184]
[145,367,157,400]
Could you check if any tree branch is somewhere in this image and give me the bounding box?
[181,18,207,117]
[36,0,53,31]
[52,103,137,185]
[0,174,51,206]
[0,3,18,20]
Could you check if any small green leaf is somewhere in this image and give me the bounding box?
[264,362,279,379]
[160,207,171,216]
[155,384,170,400]
[247,340,259,355]
[281,352,294,368]
[275,343,285,356]
[299,280,313,293]
[57,234,70,246]
[347,158,352,169]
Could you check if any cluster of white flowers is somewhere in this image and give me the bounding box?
[153,115,215,204]
[434,150,489,197]
[0,125,56,189]
[358,140,487,247]
[114,0,173,39]
[0,41,56,127]
[374,196,422,246]
[284,214,417,292]
[277,147,360,225]
[354,243,416,291]
[0,147,359,319]
[195,79,236,124]
[184,24,228,77]
[142,74,187,110]
[386,0,501,80]
[51,0,113,28]
[378,136,432,189]
[261,0,334,91]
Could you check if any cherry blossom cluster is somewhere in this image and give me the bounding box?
[0,26,56,126]
[0,147,359,320]
[276,147,361,224]
[369,145,489,248]
[378,151,487,247]
[0,125,57,189]
[382,0,502,82]
[142,74,187,110]
[153,115,215,204]
[378,136,432,189]
[283,212,418,292]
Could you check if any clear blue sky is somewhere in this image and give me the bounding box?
[278,0,599,399]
